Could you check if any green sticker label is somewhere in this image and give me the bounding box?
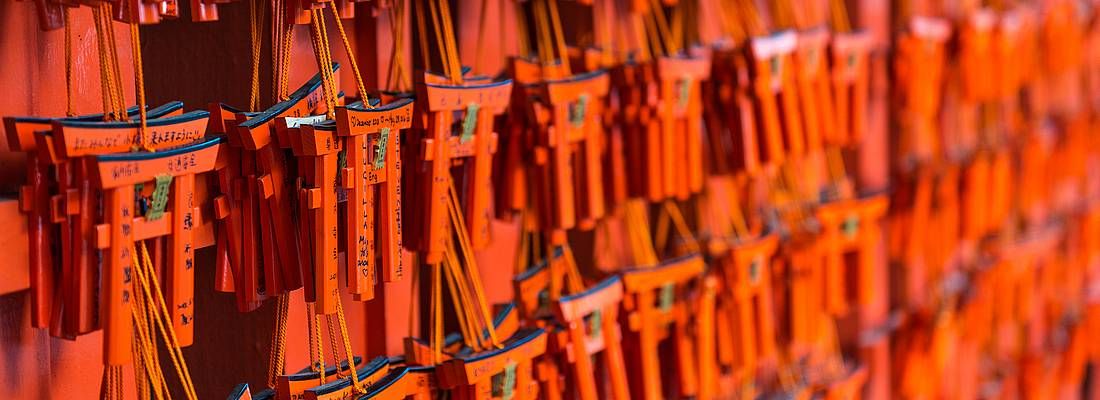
[844,214,860,238]
[571,94,589,128]
[492,362,518,400]
[749,257,761,283]
[461,103,480,143]
[659,283,675,312]
[588,310,603,338]
[678,77,691,110]
[374,128,390,170]
[146,174,172,221]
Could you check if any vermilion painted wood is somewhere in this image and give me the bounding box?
[302,357,391,400]
[237,65,339,299]
[535,70,610,231]
[554,276,630,400]
[437,328,547,400]
[722,234,779,387]
[70,105,187,337]
[40,107,201,340]
[611,63,661,200]
[894,17,950,166]
[5,105,141,329]
[748,31,802,165]
[656,56,710,200]
[334,98,413,298]
[707,46,762,175]
[816,195,888,317]
[793,27,833,155]
[91,136,221,363]
[210,67,338,312]
[357,364,436,400]
[512,251,565,321]
[828,30,871,147]
[409,79,511,263]
[275,357,367,399]
[619,254,705,400]
[287,120,343,315]
[402,303,520,368]
[781,235,827,360]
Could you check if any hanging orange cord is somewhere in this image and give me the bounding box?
[133,241,200,400]
[249,0,265,111]
[129,22,150,151]
[328,4,370,105]
[386,0,411,91]
[90,5,126,399]
[825,0,853,197]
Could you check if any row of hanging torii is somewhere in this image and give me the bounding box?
[8,0,1100,398]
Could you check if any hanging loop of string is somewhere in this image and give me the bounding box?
[308,8,339,118]
[129,22,151,151]
[249,0,265,111]
[328,4,371,107]
[91,3,127,122]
